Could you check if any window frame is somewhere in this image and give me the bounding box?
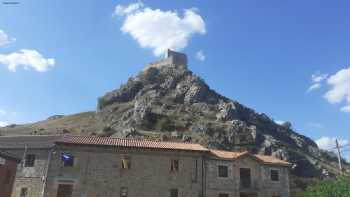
[170,188,179,197]
[218,165,229,178]
[270,169,280,182]
[120,187,128,197]
[171,159,179,172]
[121,156,131,170]
[239,167,252,188]
[24,154,35,167]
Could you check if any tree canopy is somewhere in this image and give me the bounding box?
[304,173,350,197]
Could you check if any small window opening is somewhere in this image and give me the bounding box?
[271,169,279,182]
[120,187,128,197]
[218,165,228,178]
[170,188,178,197]
[121,156,131,169]
[24,154,35,167]
[171,159,179,172]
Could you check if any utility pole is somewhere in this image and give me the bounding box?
[335,139,343,175]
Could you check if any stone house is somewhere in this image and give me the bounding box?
[0,150,20,197]
[0,135,61,197]
[43,136,207,197]
[0,135,290,197]
[206,150,290,197]
[44,136,290,197]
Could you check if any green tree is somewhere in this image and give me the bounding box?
[304,174,350,197]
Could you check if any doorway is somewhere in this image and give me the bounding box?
[57,184,73,197]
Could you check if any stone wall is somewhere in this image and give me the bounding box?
[5,149,51,197]
[206,155,290,197]
[145,49,188,70]
[44,145,205,197]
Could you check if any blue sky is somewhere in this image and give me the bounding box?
[0,0,350,156]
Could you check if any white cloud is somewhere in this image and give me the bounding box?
[114,1,144,16]
[324,67,350,112]
[114,2,206,56]
[195,50,205,61]
[0,30,15,47]
[341,105,350,113]
[316,136,349,150]
[275,120,285,125]
[312,73,329,83]
[307,83,321,92]
[0,109,6,116]
[0,121,8,127]
[307,72,328,93]
[0,49,55,72]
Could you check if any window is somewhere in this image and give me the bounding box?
[219,193,229,197]
[61,154,74,167]
[270,169,279,182]
[20,188,28,197]
[170,188,178,197]
[171,159,179,172]
[121,156,131,169]
[240,168,251,188]
[120,187,128,197]
[218,165,228,178]
[25,154,35,167]
[192,159,198,182]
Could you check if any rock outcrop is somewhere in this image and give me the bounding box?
[96,51,347,181]
[1,50,347,196]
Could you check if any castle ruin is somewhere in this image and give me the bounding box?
[145,49,188,70]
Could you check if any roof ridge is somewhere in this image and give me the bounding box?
[62,135,200,145]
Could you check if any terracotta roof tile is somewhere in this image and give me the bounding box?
[210,149,248,159]
[209,149,290,166]
[255,154,291,166]
[56,135,209,152]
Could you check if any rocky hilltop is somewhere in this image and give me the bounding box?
[0,50,347,196]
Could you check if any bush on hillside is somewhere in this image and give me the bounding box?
[304,173,350,197]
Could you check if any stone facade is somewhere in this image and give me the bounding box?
[1,135,290,197]
[44,145,205,197]
[0,135,59,197]
[9,149,51,197]
[206,155,289,197]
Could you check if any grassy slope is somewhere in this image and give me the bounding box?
[0,111,104,136]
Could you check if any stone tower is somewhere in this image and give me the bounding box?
[145,49,188,70]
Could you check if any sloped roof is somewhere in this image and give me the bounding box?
[0,135,61,149]
[56,135,209,152]
[209,149,290,166]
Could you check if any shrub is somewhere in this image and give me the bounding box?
[304,174,350,197]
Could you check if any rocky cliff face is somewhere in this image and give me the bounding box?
[1,53,347,195]
[96,62,345,179]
